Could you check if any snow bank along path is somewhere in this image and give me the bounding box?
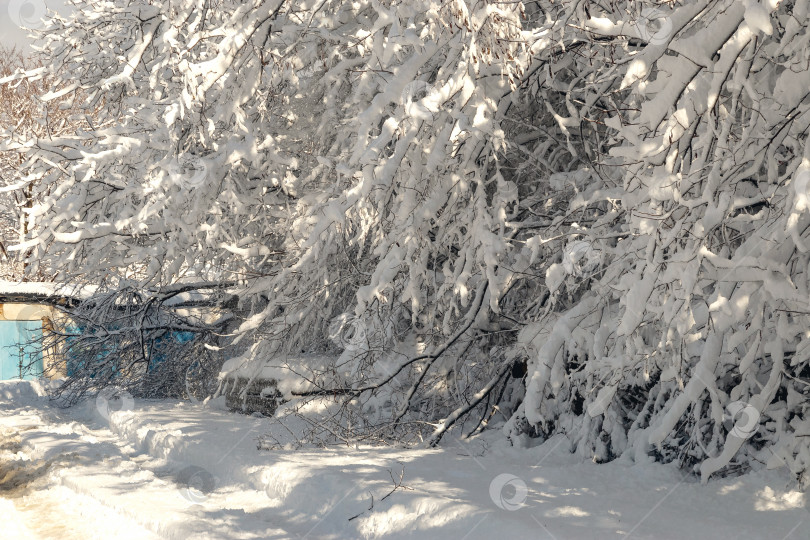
[1,380,809,539]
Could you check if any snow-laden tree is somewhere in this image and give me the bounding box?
[13,0,810,484]
[0,46,88,279]
[500,0,810,484]
[10,0,542,435]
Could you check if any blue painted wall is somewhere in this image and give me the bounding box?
[0,320,44,380]
[64,327,195,377]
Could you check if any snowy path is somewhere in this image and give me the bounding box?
[1,380,809,539]
[1,482,164,540]
[0,412,164,539]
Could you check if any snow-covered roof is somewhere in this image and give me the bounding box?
[0,280,232,311]
[0,280,93,304]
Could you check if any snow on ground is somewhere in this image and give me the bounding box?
[1,380,809,539]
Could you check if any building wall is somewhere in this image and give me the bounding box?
[0,303,49,321]
[0,303,64,379]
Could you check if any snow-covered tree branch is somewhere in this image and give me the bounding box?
[9,0,810,485]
